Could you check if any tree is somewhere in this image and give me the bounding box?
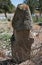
[24,0,38,14]
[39,0,42,16]
[0,0,15,18]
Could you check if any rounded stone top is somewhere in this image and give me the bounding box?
[12,4,33,30]
[17,4,29,11]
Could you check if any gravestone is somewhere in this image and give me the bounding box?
[11,4,34,64]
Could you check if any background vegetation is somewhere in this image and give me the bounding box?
[0,0,15,17]
[24,0,42,15]
[0,0,15,13]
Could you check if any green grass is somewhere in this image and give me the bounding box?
[38,17,42,22]
[32,16,42,23]
[0,33,11,50]
[0,34,11,41]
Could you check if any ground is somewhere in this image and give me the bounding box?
[0,20,42,65]
[0,20,13,57]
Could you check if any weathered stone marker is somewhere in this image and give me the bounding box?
[11,4,34,64]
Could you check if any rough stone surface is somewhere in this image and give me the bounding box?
[12,4,33,30]
[11,4,33,64]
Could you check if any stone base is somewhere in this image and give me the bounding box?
[11,30,34,64]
